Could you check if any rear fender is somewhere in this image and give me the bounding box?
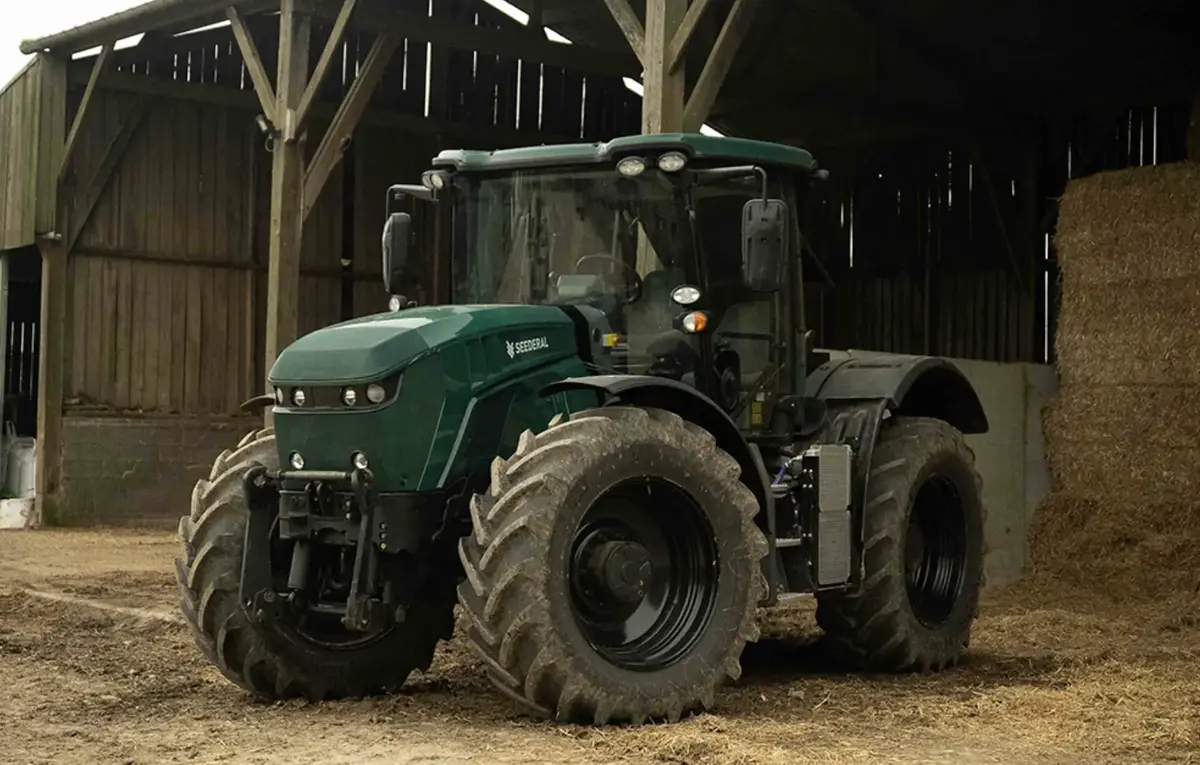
[804,352,987,584]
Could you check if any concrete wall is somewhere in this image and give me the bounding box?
[954,360,1057,587]
[59,414,258,526]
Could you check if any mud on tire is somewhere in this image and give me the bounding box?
[175,429,456,700]
[457,406,769,725]
[816,416,985,672]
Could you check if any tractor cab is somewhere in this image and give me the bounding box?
[382,134,819,434]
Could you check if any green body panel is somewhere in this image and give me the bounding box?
[432,133,817,173]
[269,305,594,491]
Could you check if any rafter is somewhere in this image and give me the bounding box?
[295,0,357,132]
[668,0,713,72]
[226,6,277,124]
[683,0,756,132]
[58,43,113,183]
[601,0,645,64]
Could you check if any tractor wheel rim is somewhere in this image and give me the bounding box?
[568,477,719,672]
[904,474,968,628]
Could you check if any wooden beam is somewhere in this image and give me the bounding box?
[66,98,150,255]
[264,0,311,417]
[34,238,68,525]
[667,0,713,73]
[601,0,644,64]
[683,0,755,133]
[295,0,357,134]
[303,31,399,221]
[20,0,250,55]
[327,1,638,78]
[58,44,112,183]
[642,0,687,133]
[78,69,576,145]
[226,5,277,124]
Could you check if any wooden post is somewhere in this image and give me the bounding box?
[264,0,311,425]
[641,0,686,134]
[35,239,67,525]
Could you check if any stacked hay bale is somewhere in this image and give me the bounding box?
[1033,162,1200,595]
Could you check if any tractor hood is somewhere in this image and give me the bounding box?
[268,304,575,385]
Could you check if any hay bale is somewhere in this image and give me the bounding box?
[1056,162,1200,283]
[1034,161,1200,597]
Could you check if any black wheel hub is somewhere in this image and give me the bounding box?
[904,475,968,628]
[568,478,719,672]
[580,540,654,604]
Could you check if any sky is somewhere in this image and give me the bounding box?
[0,0,719,134]
[0,0,136,87]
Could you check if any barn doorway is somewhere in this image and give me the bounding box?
[4,247,41,438]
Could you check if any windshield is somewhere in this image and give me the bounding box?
[449,166,776,386]
[452,168,694,304]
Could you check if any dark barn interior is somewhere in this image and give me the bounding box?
[2,0,1199,523]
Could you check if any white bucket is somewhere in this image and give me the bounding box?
[0,497,32,529]
[5,438,36,499]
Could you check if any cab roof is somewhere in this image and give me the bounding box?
[431,134,817,173]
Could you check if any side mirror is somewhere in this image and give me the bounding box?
[382,212,412,294]
[741,198,788,292]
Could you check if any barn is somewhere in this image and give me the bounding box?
[2,0,1198,587]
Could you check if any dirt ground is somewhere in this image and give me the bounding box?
[1,530,1197,765]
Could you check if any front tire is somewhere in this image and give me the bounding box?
[175,429,456,700]
[457,407,768,725]
[816,416,985,672]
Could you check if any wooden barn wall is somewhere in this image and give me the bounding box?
[801,101,1194,364]
[0,58,55,250]
[58,0,640,417]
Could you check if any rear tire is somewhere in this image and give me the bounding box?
[457,407,768,725]
[175,429,456,700]
[816,416,984,672]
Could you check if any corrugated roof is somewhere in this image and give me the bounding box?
[19,0,248,55]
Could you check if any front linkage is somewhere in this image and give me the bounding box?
[239,464,446,636]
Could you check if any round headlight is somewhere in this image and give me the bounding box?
[367,384,387,404]
[658,152,687,173]
[342,387,358,407]
[617,156,646,177]
[274,387,283,404]
[671,285,702,306]
[352,452,370,471]
[289,452,305,470]
[292,389,306,407]
[388,295,403,313]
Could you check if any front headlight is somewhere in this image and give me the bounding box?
[367,383,387,404]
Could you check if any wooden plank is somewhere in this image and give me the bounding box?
[296,0,358,133]
[683,0,756,133]
[36,55,66,236]
[642,0,686,133]
[601,0,645,63]
[668,0,714,72]
[65,97,150,256]
[60,45,113,183]
[227,6,278,124]
[113,258,133,409]
[303,31,400,221]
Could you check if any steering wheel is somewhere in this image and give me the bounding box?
[574,254,644,303]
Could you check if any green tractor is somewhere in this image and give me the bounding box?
[176,134,988,725]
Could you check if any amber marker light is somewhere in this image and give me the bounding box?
[681,312,708,333]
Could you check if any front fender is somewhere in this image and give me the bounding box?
[540,374,772,523]
[807,351,988,435]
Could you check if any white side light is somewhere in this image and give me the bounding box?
[389,295,403,313]
[342,388,358,407]
[290,452,305,470]
[292,389,307,407]
[671,285,702,306]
